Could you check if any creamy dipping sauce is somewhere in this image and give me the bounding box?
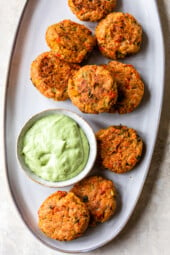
[21,114,89,182]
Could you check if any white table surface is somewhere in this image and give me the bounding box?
[0,1,170,254]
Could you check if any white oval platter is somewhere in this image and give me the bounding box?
[3,0,164,253]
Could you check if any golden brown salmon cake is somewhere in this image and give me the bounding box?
[95,12,142,59]
[38,191,90,241]
[45,19,96,63]
[106,61,144,113]
[30,51,80,101]
[96,125,143,173]
[68,65,118,113]
[71,176,117,226]
[68,0,117,22]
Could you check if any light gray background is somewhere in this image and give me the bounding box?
[0,1,170,254]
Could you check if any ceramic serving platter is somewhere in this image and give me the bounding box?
[3,0,164,253]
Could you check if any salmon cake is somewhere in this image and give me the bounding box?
[68,65,118,113]
[71,176,117,226]
[96,125,143,173]
[38,191,90,241]
[95,12,142,59]
[45,19,96,63]
[30,51,80,101]
[68,0,117,22]
[107,61,144,113]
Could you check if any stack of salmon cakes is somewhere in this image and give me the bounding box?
[30,0,146,242]
[68,62,144,114]
[38,176,117,241]
[30,1,144,114]
[30,19,96,101]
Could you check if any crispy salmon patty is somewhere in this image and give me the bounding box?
[71,176,117,226]
[95,12,142,59]
[68,0,117,22]
[30,51,80,101]
[45,19,96,63]
[38,191,90,241]
[106,61,144,113]
[96,125,143,173]
[68,65,118,113]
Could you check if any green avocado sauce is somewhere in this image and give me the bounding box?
[21,114,89,182]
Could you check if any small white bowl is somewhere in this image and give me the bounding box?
[17,109,97,188]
